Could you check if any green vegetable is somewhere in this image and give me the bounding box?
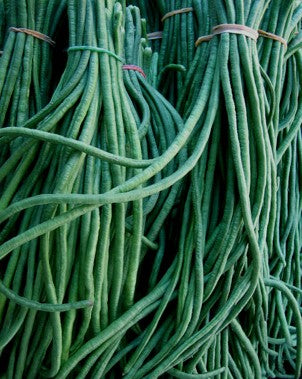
[0,0,301,378]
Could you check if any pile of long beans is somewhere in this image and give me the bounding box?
[0,0,301,378]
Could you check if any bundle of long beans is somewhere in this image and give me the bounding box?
[0,0,189,376]
[0,0,66,128]
[125,0,302,377]
[130,0,275,376]
[257,1,302,376]
[0,0,301,378]
[155,0,196,105]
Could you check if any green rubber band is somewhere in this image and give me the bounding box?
[67,46,124,62]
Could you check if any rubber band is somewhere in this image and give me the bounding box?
[258,29,287,48]
[195,25,287,48]
[212,24,259,40]
[195,34,213,46]
[147,31,163,40]
[161,7,193,23]
[68,46,124,62]
[122,64,146,78]
[195,24,259,47]
[9,27,55,46]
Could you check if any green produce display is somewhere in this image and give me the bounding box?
[0,0,301,378]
